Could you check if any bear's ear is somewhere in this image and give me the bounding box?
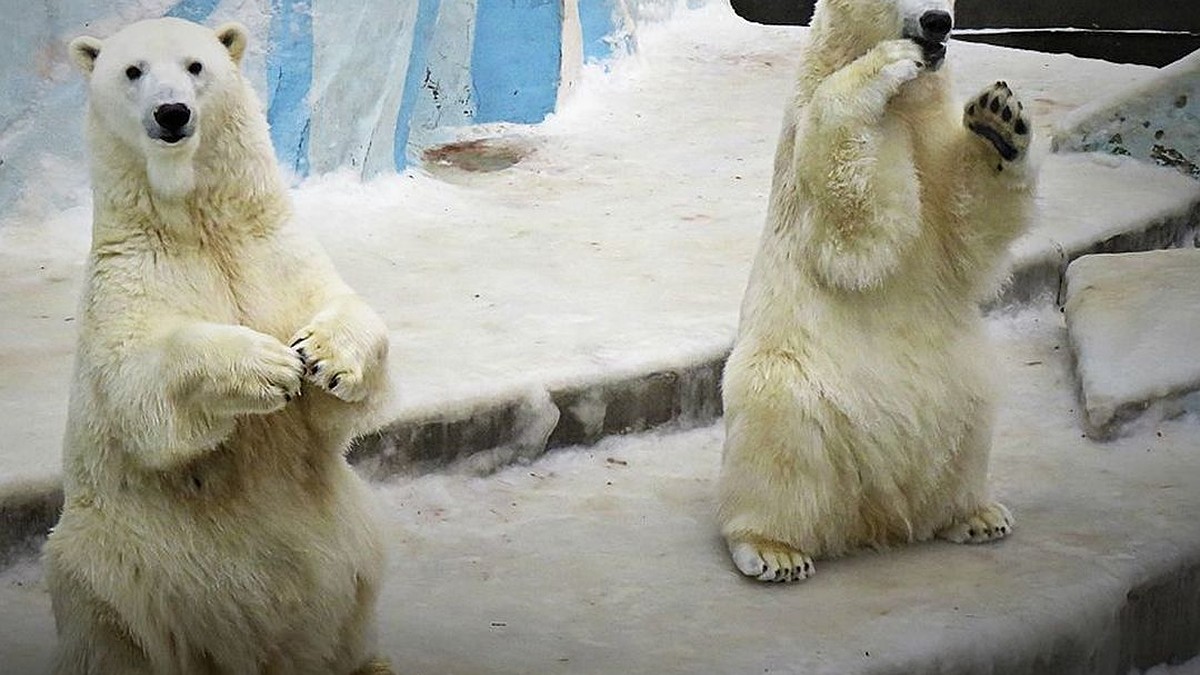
[69,36,103,75]
[215,22,249,65]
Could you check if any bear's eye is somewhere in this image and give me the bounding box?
[187,61,203,76]
[125,65,142,81]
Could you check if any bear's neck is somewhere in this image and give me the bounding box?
[797,21,952,118]
[86,90,291,248]
[798,7,951,99]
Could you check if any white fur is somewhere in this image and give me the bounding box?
[48,18,394,673]
[717,0,1037,581]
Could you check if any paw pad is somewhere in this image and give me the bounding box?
[964,81,1031,163]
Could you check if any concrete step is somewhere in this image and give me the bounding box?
[1064,249,1200,440]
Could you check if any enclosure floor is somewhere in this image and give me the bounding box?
[2,4,1199,673]
[4,305,1200,673]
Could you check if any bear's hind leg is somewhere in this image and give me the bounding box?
[937,502,1013,544]
[48,566,154,675]
[335,572,392,675]
[719,355,858,583]
[932,410,1014,545]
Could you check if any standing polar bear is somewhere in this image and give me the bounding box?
[47,18,395,673]
[718,0,1038,582]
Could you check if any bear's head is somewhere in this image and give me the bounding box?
[814,0,955,70]
[69,18,251,197]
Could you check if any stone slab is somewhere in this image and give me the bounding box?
[1053,49,1200,178]
[1064,248,1200,439]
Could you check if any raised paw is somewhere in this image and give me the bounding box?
[964,81,1031,164]
[289,321,372,403]
[938,502,1014,544]
[728,536,815,583]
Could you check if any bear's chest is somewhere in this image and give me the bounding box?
[152,234,299,338]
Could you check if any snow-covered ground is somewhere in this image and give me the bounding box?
[3,305,1200,673]
[2,3,1199,672]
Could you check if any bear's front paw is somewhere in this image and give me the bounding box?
[964,81,1031,164]
[938,502,1014,544]
[205,329,305,415]
[289,320,378,403]
[876,39,927,89]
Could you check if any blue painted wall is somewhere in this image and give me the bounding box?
[579,0,622,63]
[266,0,314,176]
[394,0,444,171]
[165,0,221,23]
[0,0,666,220]
[471,0,563,125]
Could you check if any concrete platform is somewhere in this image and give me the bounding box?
[1064,249,1200,440]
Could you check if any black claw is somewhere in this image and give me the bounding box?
[1014,119,1028,135]
[989,97,1001,113]
[329,374,341,390]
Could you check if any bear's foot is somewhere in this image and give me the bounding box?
[937,502,1014,544]
[964,81,1031,165]
[727,535,815,583]
[349,657,395,675]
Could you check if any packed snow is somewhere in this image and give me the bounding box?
[1,3,1198,671]
[4,304,1200,673]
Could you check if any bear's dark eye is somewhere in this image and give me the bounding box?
[187,61,203,76]
[125,65,142,81]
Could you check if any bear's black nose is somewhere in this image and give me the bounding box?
[919,10,953,42]
[153,103,191,132]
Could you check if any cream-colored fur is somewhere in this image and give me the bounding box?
[47,18,395,672]
[718,0,1037,582]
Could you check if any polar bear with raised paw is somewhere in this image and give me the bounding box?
[46,17,396,672]
[718,0,1037,583]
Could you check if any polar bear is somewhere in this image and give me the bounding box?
[718,0,1037,582]
[46,18,395,673]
